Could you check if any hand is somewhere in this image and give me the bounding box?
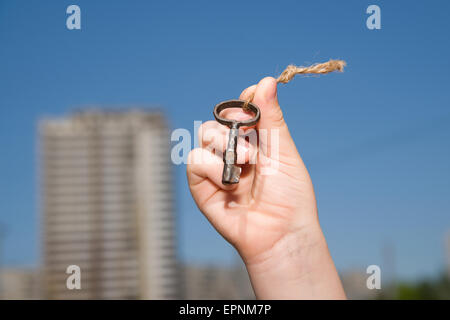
[187,77,346,299]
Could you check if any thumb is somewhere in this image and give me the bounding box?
[252,77,285,130]
[251,77,299,160]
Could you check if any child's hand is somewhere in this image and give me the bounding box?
[187,77,346,299]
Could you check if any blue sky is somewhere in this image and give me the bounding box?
[0,0,449,281]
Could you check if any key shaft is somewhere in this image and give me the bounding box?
[222,123,240,184]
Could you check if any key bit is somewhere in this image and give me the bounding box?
[213,100,261,185]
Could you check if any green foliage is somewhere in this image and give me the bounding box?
[380,274,450,300]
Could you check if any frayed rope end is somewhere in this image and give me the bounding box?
[242,59,346,110]
[276,59,346,84]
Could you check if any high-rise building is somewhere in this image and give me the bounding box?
[39,110,177,299]
[182,263,254,300]
[0,268,41,300]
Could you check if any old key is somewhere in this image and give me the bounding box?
[213,100,261,185]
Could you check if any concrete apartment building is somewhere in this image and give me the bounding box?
[182,264,255,300]
[39,110,177,299]
[0,268,41,300]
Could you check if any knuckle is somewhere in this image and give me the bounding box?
[187,147,202,165]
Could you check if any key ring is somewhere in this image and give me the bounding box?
[213,99,261,185]
[213,99,260,129]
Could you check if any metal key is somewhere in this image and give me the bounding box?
[213,100,261,185]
